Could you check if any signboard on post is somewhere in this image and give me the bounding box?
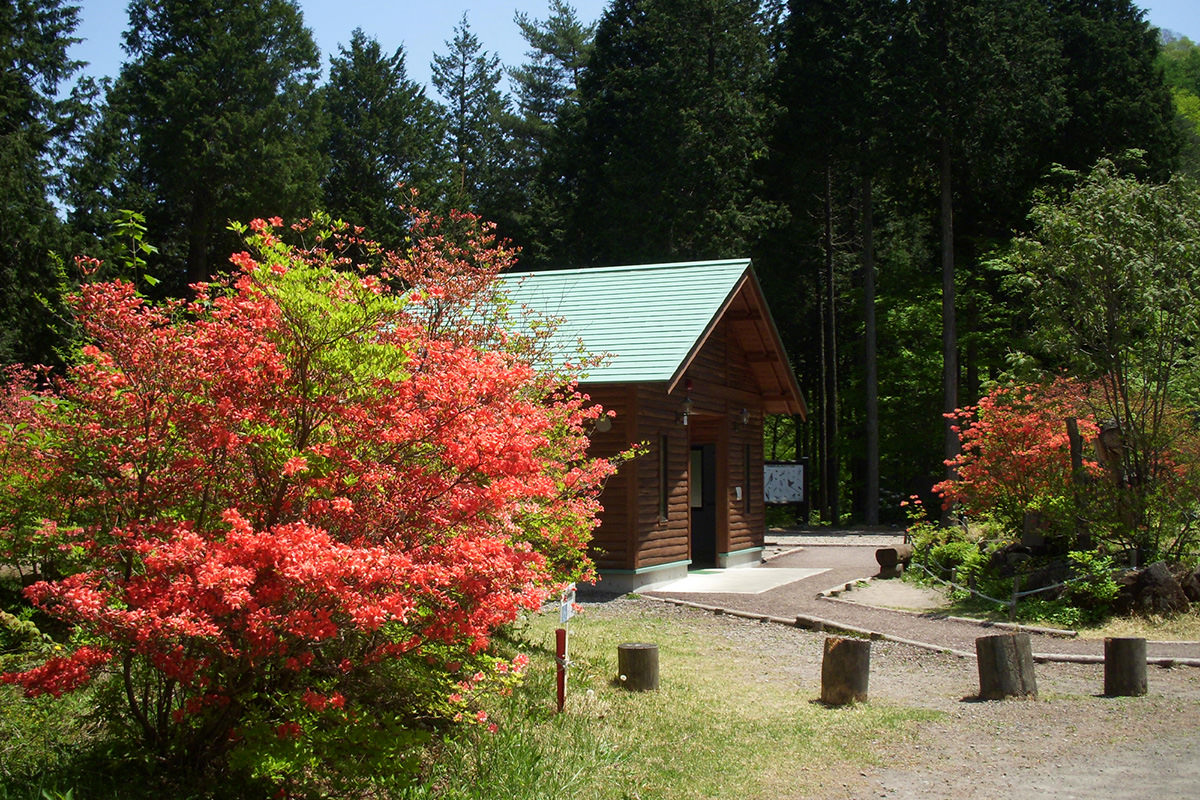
[556,583,576,713]
[764,459,809,520]
[764,460,806,504]
[559,583,577,624]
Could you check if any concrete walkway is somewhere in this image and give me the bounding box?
[643,532,1200,665]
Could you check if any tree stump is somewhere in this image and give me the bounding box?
[617,642,659,691]
[1104,637,1147,697]
[976,633,1038,700]
[820,636,870,705]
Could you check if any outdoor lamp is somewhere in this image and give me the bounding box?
[681,396,694,426]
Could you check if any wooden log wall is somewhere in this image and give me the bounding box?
[633,383,691,568]
[682,319,767,558]
[581,384,638,571]
[581,315,772,572]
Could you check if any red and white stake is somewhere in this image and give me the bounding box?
[555,626,568,713]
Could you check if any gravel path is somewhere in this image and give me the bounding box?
[582,594,1200,800]
[643,533,1200,663]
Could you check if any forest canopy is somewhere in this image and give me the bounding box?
[2,0,1198,525]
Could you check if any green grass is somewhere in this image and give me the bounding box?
[406,602,939,800]
[1077,610,1200,641]
[0,685,117,800]
[2,600,940,799]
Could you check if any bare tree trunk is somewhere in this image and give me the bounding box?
[861,170,879,525]
[186,186,213,286]
[823,166,840,524]
[817,311,829,520]
[940,138,958,487]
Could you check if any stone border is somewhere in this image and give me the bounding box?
[641,593,1200,668]
[817,576,1080,639]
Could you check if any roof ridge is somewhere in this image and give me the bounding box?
[499,258,750,280]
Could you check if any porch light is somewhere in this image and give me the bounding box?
[739,408,750,426]
[681,396,694,426]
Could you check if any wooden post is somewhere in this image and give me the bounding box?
[1104,637,1147,697]
[976,633,1038,700]
[1010,573,1019,622]
[820,636,870,705]
[555,627,567,712]
[617,642,659,691]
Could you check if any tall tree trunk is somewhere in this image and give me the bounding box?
[186,186,213,286]
[817,298,829,520]
[861,170,879,525]
[965,336,980,404]
[940,137,958,487]
[823,166,840,524]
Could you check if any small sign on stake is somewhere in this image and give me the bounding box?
[559,583,577,624]
[554,583,577,713]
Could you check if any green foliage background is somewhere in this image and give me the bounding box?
[4,0,1199,529]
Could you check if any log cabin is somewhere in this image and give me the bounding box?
[498,259,806,592]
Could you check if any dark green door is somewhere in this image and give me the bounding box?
[690,444,717,565]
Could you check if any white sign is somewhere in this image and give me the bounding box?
[764,462,805,504]
[559,584,577,624]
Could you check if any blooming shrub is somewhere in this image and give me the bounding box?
[937,379,1200,561]
[936,380,1100,542]
[0,209,617,784]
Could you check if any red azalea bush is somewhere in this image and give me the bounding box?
[0,209,616,784]
[938,379,1200,561]
[936,379,1101,541]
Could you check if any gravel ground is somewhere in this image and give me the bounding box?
[645,537,1200,662]
[619,529,1200,797]
[583,597,1200,800]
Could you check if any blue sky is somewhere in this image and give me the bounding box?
[69,0,1200,98]
[1140,0,1200,40]
[69,1,611,95]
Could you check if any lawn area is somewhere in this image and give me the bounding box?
[1,599,938,799]
[409,598,938,800]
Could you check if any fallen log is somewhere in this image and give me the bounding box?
[876,544,915,578]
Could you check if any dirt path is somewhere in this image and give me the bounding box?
[624,530,1200,798]
[644,536,1200,662]
[583,597,1200,800]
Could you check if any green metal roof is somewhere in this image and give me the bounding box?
[496,259,752,384]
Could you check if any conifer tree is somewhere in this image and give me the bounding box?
[323,29,443,248]
[430,13,513,217]
[564,0,775,266]
[506,0,595,263]
[0,0,89,365]
[72,0,325,291]
[1046,0,1179,178]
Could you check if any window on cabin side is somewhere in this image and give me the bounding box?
[658,434,669,521]
[745,443,752,513]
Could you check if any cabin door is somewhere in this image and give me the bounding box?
[689,443,717,565]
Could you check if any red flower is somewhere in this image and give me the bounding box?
[0,206,620,767]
